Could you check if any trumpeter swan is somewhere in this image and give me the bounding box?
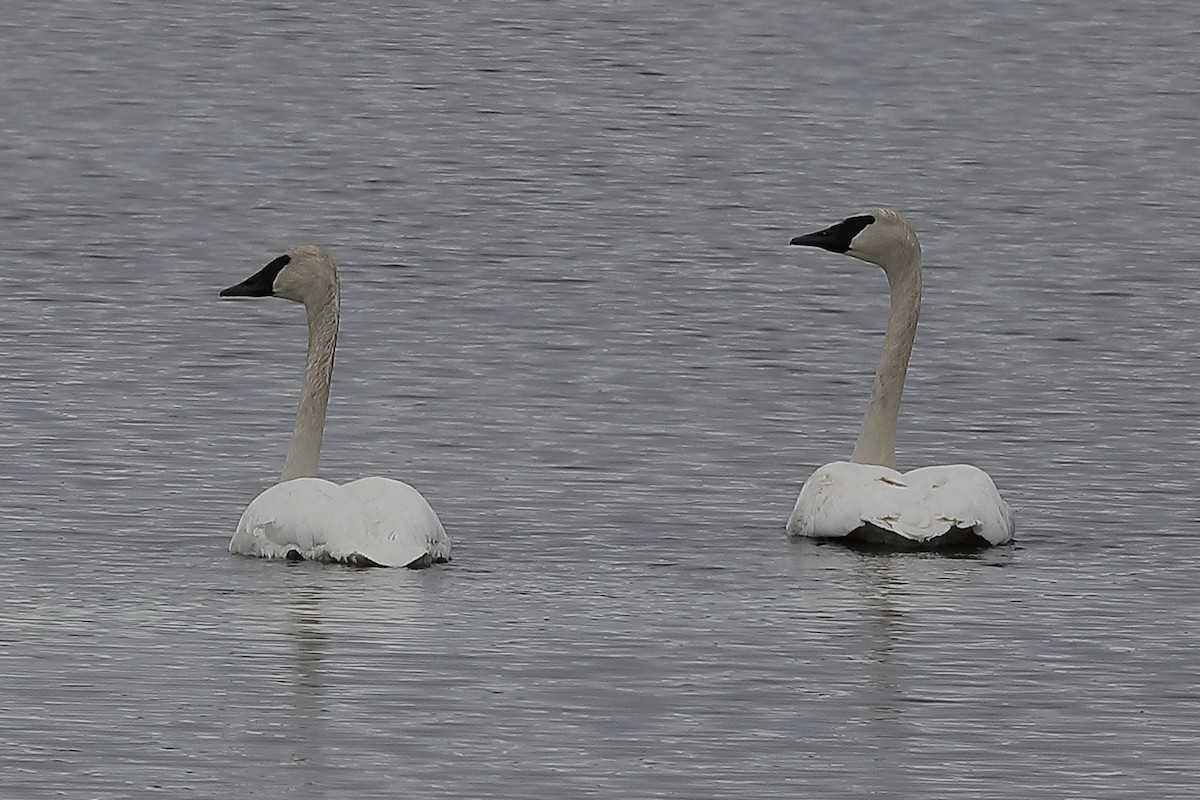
[785,209,1015,548]
[219,244,451,567]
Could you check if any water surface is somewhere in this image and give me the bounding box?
[1,1,1198,797]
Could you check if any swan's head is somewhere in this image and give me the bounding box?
[789,208,920,272]
[219,244,339,306]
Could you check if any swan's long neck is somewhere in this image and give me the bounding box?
[850,255,921,469]
[281,290,339,481]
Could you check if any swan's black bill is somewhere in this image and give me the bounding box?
[219,254,291,298]
[789,214,875,253]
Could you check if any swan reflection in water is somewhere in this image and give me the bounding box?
[276,567,433,793]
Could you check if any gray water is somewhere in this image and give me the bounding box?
[2,1,1198,797]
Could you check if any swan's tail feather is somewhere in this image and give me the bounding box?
[862,512,984,541]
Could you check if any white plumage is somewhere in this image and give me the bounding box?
[790,462,1014,547]
[229,477,450,568]
[220,245,451,568]
[785,209,1015,548]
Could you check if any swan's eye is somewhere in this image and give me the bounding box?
[845,214,875,231]
[264,254,291,277]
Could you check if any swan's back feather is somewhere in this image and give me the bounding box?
[230,476,450,567]
[787,461,1015,547]
[344,477,451,565]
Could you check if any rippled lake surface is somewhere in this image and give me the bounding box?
[2,1,1198,797]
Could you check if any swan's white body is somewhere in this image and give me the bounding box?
[221,245,450,568]
[790,463,1014,547]
[230,477,450,568]
[785,209,1014,548]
